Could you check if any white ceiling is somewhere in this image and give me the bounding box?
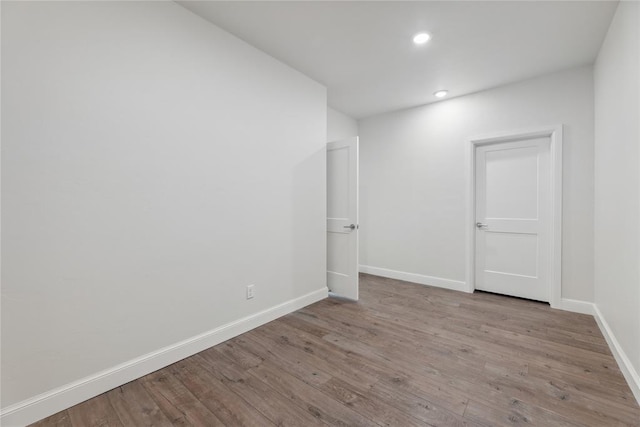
[178,1,618,119]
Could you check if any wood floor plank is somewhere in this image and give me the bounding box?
[318,376,426,427]
[368,380,481,427]
[248,356,377,426]
[463,398,583,427]
[228,332,388,426]
[526,362,637,404]
[67,394,123,427]
[30,273,640,427]
[106,381,173,427]
[275,313,478,425]
[252,321,382,390]
[193,351,326,427]
[272,314,472,416]
[169,357,275,427]
[235,333,333,388]
[327,292,626,385]
[248,323,413,425]
[140,368,225,426]
[319,325,635,426]
[31,411,73,427]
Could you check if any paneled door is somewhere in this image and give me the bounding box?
[327,137,359,300]
[475,137,551,302]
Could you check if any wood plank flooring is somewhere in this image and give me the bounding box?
[32,273,640,426]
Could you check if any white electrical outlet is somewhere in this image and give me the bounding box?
[246,284,255,299]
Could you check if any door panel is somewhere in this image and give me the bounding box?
[475,137,551,302]
[484,232,538,277]
[485,146,539,219]
[327,148,350,219]
[327,232,349,274]
[327,137,359,300]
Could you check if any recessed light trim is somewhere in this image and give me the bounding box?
[413,32,431,45]
[434,90,448,98]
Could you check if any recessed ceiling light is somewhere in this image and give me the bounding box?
[413,33,431,45]
[434,90,448,98]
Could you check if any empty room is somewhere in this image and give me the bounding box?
[2,1,639,426]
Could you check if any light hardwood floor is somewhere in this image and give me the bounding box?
[33,273,640,426]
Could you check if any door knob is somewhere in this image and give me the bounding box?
[476,222,488,229]
[343,224,356,230]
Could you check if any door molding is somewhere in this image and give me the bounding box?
[465,125,563,308]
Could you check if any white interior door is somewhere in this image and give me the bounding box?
[475,137,551,302]
[327,137,359,300]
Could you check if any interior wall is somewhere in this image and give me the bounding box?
[327,107,359,142]
[594,1,640,381]
[359,66,595,302]
[1,0,326,410]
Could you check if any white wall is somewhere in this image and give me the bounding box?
[1,0,327,420]
[594,1,640,395]
[359,66,595,302]
[327,107,358,142]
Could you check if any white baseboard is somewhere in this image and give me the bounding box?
[557,298,595,315]
[359,265,468,293]
[0,288,328,427]
[593,304,640,405]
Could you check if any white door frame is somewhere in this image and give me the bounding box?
[465,125,563,308]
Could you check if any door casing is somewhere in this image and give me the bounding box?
[465,125,563,308]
